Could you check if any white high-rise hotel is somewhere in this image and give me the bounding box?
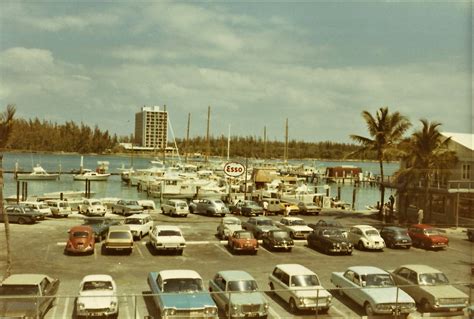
[135,106,168,148]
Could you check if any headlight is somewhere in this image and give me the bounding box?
[231,304,238,311]
[264,303,269,310]
[110,301,117,309]
[77,302,85,310]
[164,308,176,315]
[434,299,439,306]
[205,307,217,314]
[299,297,305,305]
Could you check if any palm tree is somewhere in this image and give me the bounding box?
[395,119,457,223]
[1,104,16,278]
[350,107,411,217]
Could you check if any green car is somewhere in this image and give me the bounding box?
[209,270,269,318]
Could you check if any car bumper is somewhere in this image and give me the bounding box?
[77,308,118,317]
[429,243,448,249]
[153,243,186,250]
[328,246,352,253]
[66,246,94,253]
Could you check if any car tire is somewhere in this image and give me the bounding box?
[138,232,143,240]
[421,299,431,313]
[269,282,275,293]
[364,302,374,316]
[17,217,26,225]
[357,241,365,250]
[290,232,295,239]
[289,298,298,314]
[178,249,183,256]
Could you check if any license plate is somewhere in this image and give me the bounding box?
[402,240,407,242]
[449,308,457,312]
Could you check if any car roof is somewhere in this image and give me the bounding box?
[250,216,272,220]
[352,225,377,230]
[81,274,114,282]
[153,225,181,231]
[159,269,202,280]
[126,213,151,219]
[69,225,93,232]
[217,270,255,281]
[347,266,387,274]
[381,226,407,231]
[275,264,314,275]
[222,216,240,222]
[282,217,303,221]
[109,225,131,231]
[397,264,442,273]
[410,224,435,229]
[168,199,186,203]
[2,274,51,285]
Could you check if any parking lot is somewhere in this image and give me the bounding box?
[0,209,471,318]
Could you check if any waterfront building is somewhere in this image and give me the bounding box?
[135,106,168,149]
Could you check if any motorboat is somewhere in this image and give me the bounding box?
[73,169,110,181]
[16,165,59,181]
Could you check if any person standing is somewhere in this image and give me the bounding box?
[284,204,291,217]
[263,200,268,216]
[417,209,424,224]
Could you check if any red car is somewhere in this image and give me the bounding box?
[408,224,448,250]
[227,230,258,254]
[65,225,95,255]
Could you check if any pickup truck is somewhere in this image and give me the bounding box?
[331,266,416,316]
[0,274,59,318]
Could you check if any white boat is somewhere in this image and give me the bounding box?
[73,169,110,181]
[16,165,59,181]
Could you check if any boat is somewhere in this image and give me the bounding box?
[73,169,110,181]
[16,165,59,181]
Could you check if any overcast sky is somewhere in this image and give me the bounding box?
[0,2,471,143]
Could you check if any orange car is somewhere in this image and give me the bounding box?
[65,225,95,255]
[227,230,258,255]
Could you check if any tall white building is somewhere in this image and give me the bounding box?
[135,106,168,148]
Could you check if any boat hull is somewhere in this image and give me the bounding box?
[73,175,110,181]
[16,174,59,181]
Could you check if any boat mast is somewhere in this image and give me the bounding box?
[264,126,267,159]
[185,112,190,163]
[206,105,211,163]
[227,124,231,161]
[284,118,288,164]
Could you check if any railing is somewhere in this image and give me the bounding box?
[0,283,470,319]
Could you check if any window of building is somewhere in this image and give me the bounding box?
[462,164,471,180]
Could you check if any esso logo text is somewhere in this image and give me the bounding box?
[224,162,245,177]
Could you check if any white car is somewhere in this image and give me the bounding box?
[149,225,186,255]
[347,225,385,250]
[79,199,107,217]
[161,199,189,217]
[45,200,72,217]
[216,216,242,239]
[124,213,153,239]
[276,217,313,239]
[20,201,52,217]
[76,274,118,318]
[269,264,332,314]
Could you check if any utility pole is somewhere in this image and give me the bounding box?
[206,105,211,163]
[227,124,231,161]
[263,126,267,159]
[284,118,288,163]
[185,113,190,163]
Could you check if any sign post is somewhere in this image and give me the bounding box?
[224,162,246,203]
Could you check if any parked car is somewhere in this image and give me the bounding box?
[161,199,189,217]
[260,198,282,215]
[379,226,412,249]
[82,217,121,241]
[347,225,385,251]
[408,224,449,250]
[0,274,60,318]
[391,264,469,313]
[20,201,52,217]
[269,264,332,314]
[0,205,44,224]
[307,228,353,255]
[124,213,153,240]
[103,225,134,254]
[229,200,264,216]
[147,269,218,318]
[216,216,242,239]
[280,202,300,215]
[242,216,279,239]
[149,225,186,255]
[79,199,107,217]
[209,270,269,318]
[76,274,118,319]
[262,229,294,251]
[276,217,313,239]
[65,225,95,255]
[297,201,320,215]
[111,199,143,216]
[45,199,72,217]
[308,219,348,237]
[189,199,229,217]
[227,230,258,254]
[467,228,474,242]
[331,266,416,316]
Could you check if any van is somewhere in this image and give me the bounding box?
[20,201,52,217]
[124,214,154,239]
[161,199,189,217]
[45,200,72,217]
[261,198,282,215]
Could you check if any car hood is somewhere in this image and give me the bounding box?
[225,225,242,232]
[324,237,351,245]
[0,298,38,317]
[78,290,117,308]
[258,226,279,232]
[125,205,143,210]
[69,237,93,246]
[229,292,267,306]
[366,235,384,242]
[293,286,332,298]
[420,285,469,299]
[127,225,144,232]
[362,287,414,304]
[427,235,448,243]
[160,292,216,310]
[288,225,313,232]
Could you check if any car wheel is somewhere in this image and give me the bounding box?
[290,232,295,239]
[336,285,344,296]
[388,241,394,248]
[138,232,143,240]
[421,299,431,313]
[289,298,298,314]
[17,217,26,225]
[420,241,427,249]
[357,241,365,250]
[364,302,374,316]
[269,282,275,293]
[178,249,183,255]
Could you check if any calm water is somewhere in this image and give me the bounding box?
[2,152,399,210]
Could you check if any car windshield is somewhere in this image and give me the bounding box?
[227,280,258,292]
[125,201,139,206]
[289,219,306,226]
[163,278,203,293]
[177,203,187,209]
[109,232,131,239]
[214,200,224,205]
[424,228,442,236]
[59,203,69,208]
[291,275,320,287]
[224,219,240,225]
[257,220,273,226]
[236,232,253,239]
[272,231,289,239]
[39,204,49,209]
[91,201,102,206]
[72,231,89,238]
[245,201,258,206]
[322,229,344,238]
[22,206,34,213]
[364,274,395,287]
[125,219,142,225]
[324,221,342,228]
[0,285,39,296]
[82,281,113,291]
[158,230,181,236]
[365,230,379,236]
[418,272,449,285]
[84,219,107,225]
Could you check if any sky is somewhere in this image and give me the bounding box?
[0,1,471,143]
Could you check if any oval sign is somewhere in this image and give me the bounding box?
[224,162,245,177]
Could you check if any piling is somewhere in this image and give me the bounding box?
[352,189,356,210]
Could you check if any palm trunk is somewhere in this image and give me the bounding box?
[379,157,385,219]
[424,175,430,223]
[0,154,12,278]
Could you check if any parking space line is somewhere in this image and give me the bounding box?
[294,245,321,257]
[213,243,233,257]
[44,244,51,262]
[56,242,66,246]
[331,304,350,318]
[268,306,281,319]
[135,244,144,258]
[94,246,98,260]
[61,296,70,319]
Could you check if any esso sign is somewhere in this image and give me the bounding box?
[224,162,245,177]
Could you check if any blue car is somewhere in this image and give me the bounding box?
[147,270,218,318]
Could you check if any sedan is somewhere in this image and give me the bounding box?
[76,274,118,318]
[0,205,44,224]
[408,224,448,250]
[262,229,294,251]
[65,225,95,255]
[379,226,412,249]
[307,228,352,255]
[227,230,258,254]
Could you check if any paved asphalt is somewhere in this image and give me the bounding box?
[0,209,471,319]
